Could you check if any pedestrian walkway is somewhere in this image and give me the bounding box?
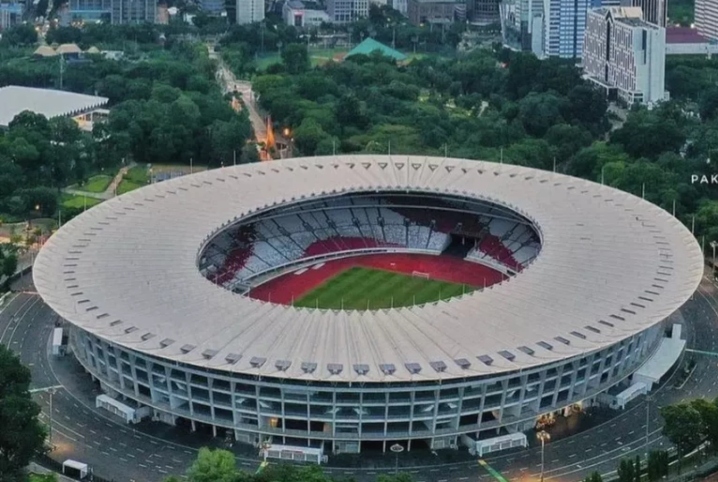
[62,164,133,201]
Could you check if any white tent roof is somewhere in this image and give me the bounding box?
[634,336,686,383]
[0,86,108,128]
[62,460,88,470]
[96,394,135,417]
[33,156,703,383]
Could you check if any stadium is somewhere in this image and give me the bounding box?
[34,155,703,460]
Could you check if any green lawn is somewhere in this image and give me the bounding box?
[256,48,348,70]
[79,174,113,193]
[30,474,57,482]
[117,165,150,195]
[61,194,102,209]
[294,266,474,310]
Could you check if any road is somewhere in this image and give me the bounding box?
[3,268,718,481]
[209,44,268,146]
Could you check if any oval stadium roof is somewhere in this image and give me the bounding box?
[33,156,703,383]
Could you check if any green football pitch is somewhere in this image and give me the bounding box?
[293,267,475,310]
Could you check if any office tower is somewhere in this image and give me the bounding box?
[542,0,594,58]
[235,0,263,24]
[583,6,667,105]
[501,0,545,57]
[0,2,22,29]
[620,0,666,26]
[469,0,499,24]
[327,0,368,23]
[696,0,718,40]
[111,0,157,23]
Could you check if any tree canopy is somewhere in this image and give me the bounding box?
[240,46,718,244]
[0,37,253,222]
[0,345,46,481]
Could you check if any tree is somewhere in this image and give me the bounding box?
[0,345,46,480]
[517,92,565,137]
[584,471,603,482]
[294,118,329,155]
[0,24,38,46]
[610,108,686,159]
[634,455,641,482]
[647,450,669,481]
[281,43,311,75]
[617,458,634,482]
[187,448,237,482]
[690,398,718,449]
[661,403,703,459]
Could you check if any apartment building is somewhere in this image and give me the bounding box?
[583,6,667,105]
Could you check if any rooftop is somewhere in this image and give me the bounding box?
[34,156,703,383]
[0,86,108,128]
[666,27,708,44]
[346,38,408,62]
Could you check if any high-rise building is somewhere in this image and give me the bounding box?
[583,6,667,105]
[63,0,156,24]
[199,0,225,15]
[696,0,718,40]
[500,0,545,57]
[0,2,22,30]
[543,0,599,58]
[111,0,157,22]
[501,0,620,58]
[620,0,665,26]
[327,0,368,23]
[65,0,112,23]
[235,0,263,24]
[469,0,499,24]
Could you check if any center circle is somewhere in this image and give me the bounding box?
[198,191,542,310]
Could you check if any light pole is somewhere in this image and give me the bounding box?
[710,241,717,268]
[48,388,56,448]
[537,430,550,482]
[390,443,404,474]
[645,393,651,457]
[601,164,606,185]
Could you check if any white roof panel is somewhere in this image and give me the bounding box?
[0,86,108,128]
[33,156,703,382]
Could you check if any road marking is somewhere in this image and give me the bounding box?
[478,459,509,482]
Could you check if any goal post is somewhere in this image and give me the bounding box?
[411,271,430,279]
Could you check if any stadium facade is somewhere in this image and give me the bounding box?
[35,156,703,456]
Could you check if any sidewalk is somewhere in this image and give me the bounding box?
[62,164,134,201]
[28,462,75,482]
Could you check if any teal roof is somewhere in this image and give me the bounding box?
[345,38,408,61]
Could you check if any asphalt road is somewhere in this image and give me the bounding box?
[2,268,718,482]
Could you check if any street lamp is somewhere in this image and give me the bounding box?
[390,443,404,474]
[48,388,57,449]
[710,241,717,268]
[537,430,550,482]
